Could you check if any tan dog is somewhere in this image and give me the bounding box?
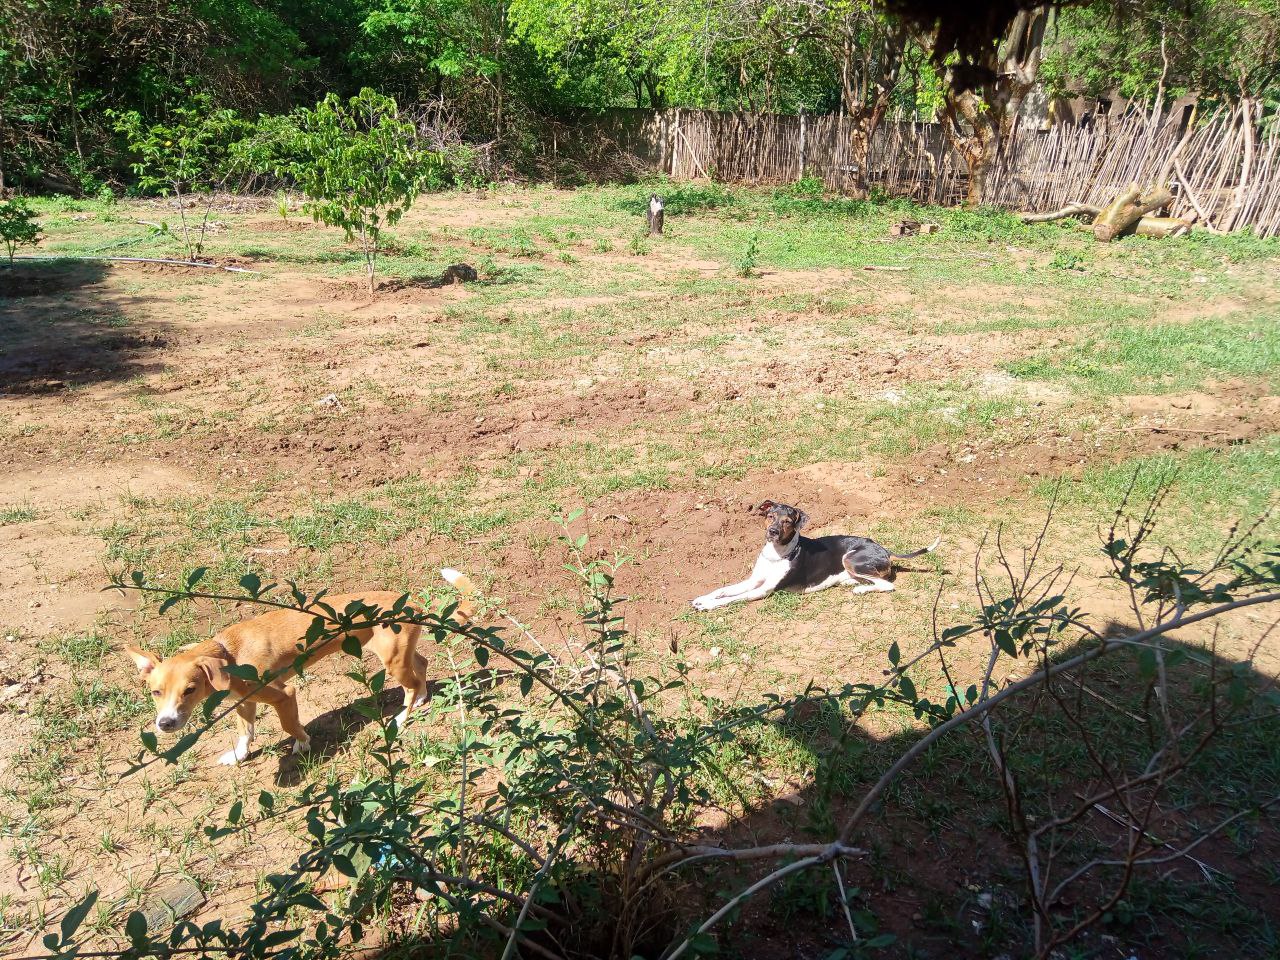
[125,569,477,766]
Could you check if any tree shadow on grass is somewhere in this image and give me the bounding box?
[694,625,1280,960]
[0,260,169,393]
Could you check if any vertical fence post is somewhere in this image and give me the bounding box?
[672,108,682,178]
[798,109,807,181]
[658,110,668,175]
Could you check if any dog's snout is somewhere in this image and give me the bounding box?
[156,713,181,733]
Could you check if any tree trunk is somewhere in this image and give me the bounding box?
[935,6,1049,207]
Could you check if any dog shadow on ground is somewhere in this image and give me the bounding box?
[271,685,426,787]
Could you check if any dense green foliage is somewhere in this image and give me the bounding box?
[1041,0,1280,111]
[1,0,1278,192]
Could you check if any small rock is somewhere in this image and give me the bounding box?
[135,878,205,932]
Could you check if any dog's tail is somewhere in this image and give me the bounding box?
[889,536,942,560]
[440,568,480,624]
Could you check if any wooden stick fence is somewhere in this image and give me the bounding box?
[555,107,1280,237]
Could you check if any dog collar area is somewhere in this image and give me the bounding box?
[776,536,801,558]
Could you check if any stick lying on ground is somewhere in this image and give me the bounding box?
[11,255,260,274]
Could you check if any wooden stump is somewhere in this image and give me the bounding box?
[647,194,665,237]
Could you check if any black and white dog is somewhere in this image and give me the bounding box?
[691,500,940,612]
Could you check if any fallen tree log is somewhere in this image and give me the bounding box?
[1133,215,1192,238]
[1092,183,1174,241]
[1022,184,1188,240]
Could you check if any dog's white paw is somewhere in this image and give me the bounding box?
[692,595,720,612]
[292,736,312,756]
[217,735,252,766]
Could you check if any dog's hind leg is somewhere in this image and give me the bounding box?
[804,571,854,593]
[849,577,894,594]
[369,626,427,729]
[843,555,895,595]
[219,701,259,766]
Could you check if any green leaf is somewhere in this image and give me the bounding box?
[519,674,533,697]
[474,645,489,667]
[887,641,900,665]
[332,854,357,878]
[186,567,208,589]
[225,665,260,688]
[994,630,1018,658]
[203,689,229,719]
[898,676,917,702]
[240,572,262,596]
[342,634,363,658]
[163,730,202,762]
[688,931,719,954]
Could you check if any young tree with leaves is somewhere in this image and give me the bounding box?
[0,197,42,264]
[271,88,442,295]
[112,97,248,259]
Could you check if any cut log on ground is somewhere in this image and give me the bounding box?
[1092,184,1174,241]
[1019,202,1101,223]
[1021,185,1188,241]
[1133,215,1192,238]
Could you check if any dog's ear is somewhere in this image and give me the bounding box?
[792,509,810,531]
[124,645,160,678]
[756,499,777,516]
[195,656,231,691]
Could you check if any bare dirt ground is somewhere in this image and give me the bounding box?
[1,186,1278,956]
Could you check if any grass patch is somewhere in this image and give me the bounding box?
[1006,311,1280,394]
[0,505,39,525]
[1043,440,1280,548]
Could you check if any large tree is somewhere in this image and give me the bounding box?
[927,5,1051,206]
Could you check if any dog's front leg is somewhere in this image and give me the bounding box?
[692,578,761,610]
[693,580,773,610]
[218,702,258,766]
